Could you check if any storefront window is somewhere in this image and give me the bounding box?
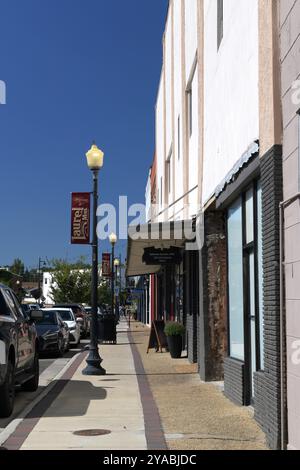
[245,188,254,244]
[227,198,244,361]
[227,179,264,382]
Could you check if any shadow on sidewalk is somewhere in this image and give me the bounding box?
[28,380,109,419]
[118,330,148,334]
[102,342,143,346]
[104,372,198,377]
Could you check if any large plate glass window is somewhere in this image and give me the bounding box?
[227,179,264,401]
[227,197,244,361]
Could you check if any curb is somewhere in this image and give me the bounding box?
[0,351,86,447]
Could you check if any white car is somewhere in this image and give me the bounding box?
[84,306,102,315]
[42,308,80,346]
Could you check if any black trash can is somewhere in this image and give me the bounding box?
[98,314,117,344]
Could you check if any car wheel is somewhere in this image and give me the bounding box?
[22,352,39,392]
[0,360,15,418]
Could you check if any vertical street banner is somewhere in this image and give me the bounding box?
[102,253,111,277]
[71,193,90,245]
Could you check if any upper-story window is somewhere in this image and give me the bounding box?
[178,116,181,160]
[187,88,193,137]
[187,60,196,139]
[217,0,223,50]
[167,149,172,195]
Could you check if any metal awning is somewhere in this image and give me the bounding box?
[126,220,195,277]
[215,141,259,197]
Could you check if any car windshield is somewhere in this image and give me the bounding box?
[57,310,73,321]
[36,311,57,325]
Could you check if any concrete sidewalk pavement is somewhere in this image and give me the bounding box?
[131,322,268,451]
[3,320,166,451]
[2,319,268,451]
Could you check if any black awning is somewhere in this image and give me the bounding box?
[126,220,195,277]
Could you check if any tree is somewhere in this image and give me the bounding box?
[98,281,111,305]
[10,258,25,277]
[49,259,92,304]
[49,258,113,306]
[0,269,24,301]
[0,269,12,285]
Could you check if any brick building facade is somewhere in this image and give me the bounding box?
[127,0,289,450]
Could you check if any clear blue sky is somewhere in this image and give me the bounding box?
[0,0,168,269]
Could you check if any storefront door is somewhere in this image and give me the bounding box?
[244,249,258,399]
[227,180,263,404]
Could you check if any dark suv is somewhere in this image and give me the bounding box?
[53,304,89,338]
[0,284,39,418]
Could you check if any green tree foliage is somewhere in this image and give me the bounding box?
[0,269,25,300]
[49,259,92,304]
[49,258,112,306]
[10,258,25,276]
[98,281,111,305]
[0,269,12,285]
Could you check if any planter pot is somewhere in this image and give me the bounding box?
[167,335,183,359]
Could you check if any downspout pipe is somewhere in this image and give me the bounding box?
[279,192,300,450]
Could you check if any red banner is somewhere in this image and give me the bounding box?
[102,253,111,277]
[71,193,90,245]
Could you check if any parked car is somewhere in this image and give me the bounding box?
[35,310,70,357]
[21,303,40,316]
[84,306,102,316]
[0,284,40,418]
[54,304,89,338]
[44,308,80,346]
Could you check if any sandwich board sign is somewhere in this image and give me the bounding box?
[147,320,168,353]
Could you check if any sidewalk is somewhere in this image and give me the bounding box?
[3,320,151,450]
[2,319,267,450]
[130,321,268,451]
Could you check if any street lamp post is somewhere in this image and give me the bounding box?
[109,233,117,317]
[83,143,106,376]
[38,257,46,304]
[114,258,120,319]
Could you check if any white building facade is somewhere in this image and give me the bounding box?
[127,0,284,450]
[202,0,259,204]
[42,272,55,306]
[145,0,202,363]
[155,0,201,224]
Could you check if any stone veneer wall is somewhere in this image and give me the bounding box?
[199,210,227,381]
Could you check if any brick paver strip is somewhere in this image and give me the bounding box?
[3,351,88,450]
[128,329,167,451]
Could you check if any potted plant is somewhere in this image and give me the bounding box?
[164,321,185,359]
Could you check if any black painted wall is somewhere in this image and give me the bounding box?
[254,145,283,450]
[224,357,245,405]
